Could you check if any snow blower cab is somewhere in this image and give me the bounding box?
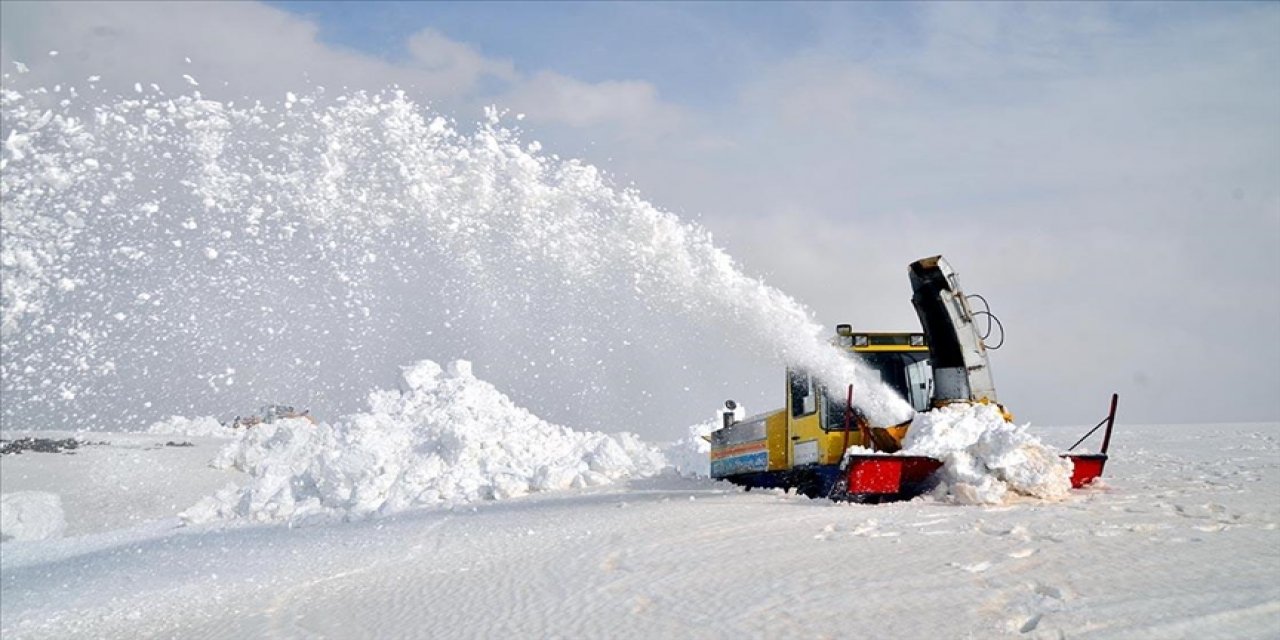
[832,328,933,413]
[709,255,1118,501]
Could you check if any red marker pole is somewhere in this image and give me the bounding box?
[1101,393,1119,455]
[842,384,853,454]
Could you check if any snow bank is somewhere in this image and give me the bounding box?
[182,360,665,525]
[901,402,1073,504]
[1,492,66,542]
[146,415,234,438]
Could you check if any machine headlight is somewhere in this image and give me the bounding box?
[854,335,869,347]
[910,334,925,347]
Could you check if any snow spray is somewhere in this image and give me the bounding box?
[1,79,912,433]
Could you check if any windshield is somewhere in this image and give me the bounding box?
[818,350,935,430]
[843,351,932,414]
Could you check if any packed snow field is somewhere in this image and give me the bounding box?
[3,415,1278,638]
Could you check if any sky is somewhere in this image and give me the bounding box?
[1,1,1278,429]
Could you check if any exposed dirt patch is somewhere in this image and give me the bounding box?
[0,438,103,455]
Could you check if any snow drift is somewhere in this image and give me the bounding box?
[182,359,664,524]
[901,402,1073,504]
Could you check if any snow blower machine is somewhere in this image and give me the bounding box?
[709,255,1118,502]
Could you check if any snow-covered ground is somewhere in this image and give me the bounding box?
[2,422,1277,639]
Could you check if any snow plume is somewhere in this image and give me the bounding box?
[182,360,664,524]
[1,74,911,436]
[902,403,1073,504]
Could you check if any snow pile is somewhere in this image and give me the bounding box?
[146,415,235,438]
[0,492,66,542]
[901,403,1073,504]
[182,360,665,524]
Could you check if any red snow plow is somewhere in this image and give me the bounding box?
[709,255,1120,502]
[835,393,1119,502]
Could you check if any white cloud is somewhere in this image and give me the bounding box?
[405,28,516,94]
[3,1,396,98]
[739,55,897,130]
[0,1,683,135]
[502,71,684,134]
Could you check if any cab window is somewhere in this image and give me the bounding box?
[789,370,817,417]
[858,351,933,413]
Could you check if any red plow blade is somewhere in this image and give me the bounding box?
[836,454,943,502]
[1063,453,1107,488]
[833,394,1119,501]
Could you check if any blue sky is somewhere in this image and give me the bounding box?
[2,1,1278,428]
[271,1,862,100]
[265,2,1253,107]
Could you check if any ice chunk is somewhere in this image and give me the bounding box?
[399,360,443,393]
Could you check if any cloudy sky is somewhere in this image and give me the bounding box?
[3,1,1277,427]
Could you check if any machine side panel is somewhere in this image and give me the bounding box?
[818,431,857,465]
[710,413,772,478]
[765,411,789,471]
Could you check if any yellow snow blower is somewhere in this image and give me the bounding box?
[709,255,1118,501]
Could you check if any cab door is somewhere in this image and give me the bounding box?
[904,356,934,412]
[786,369,823,468]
